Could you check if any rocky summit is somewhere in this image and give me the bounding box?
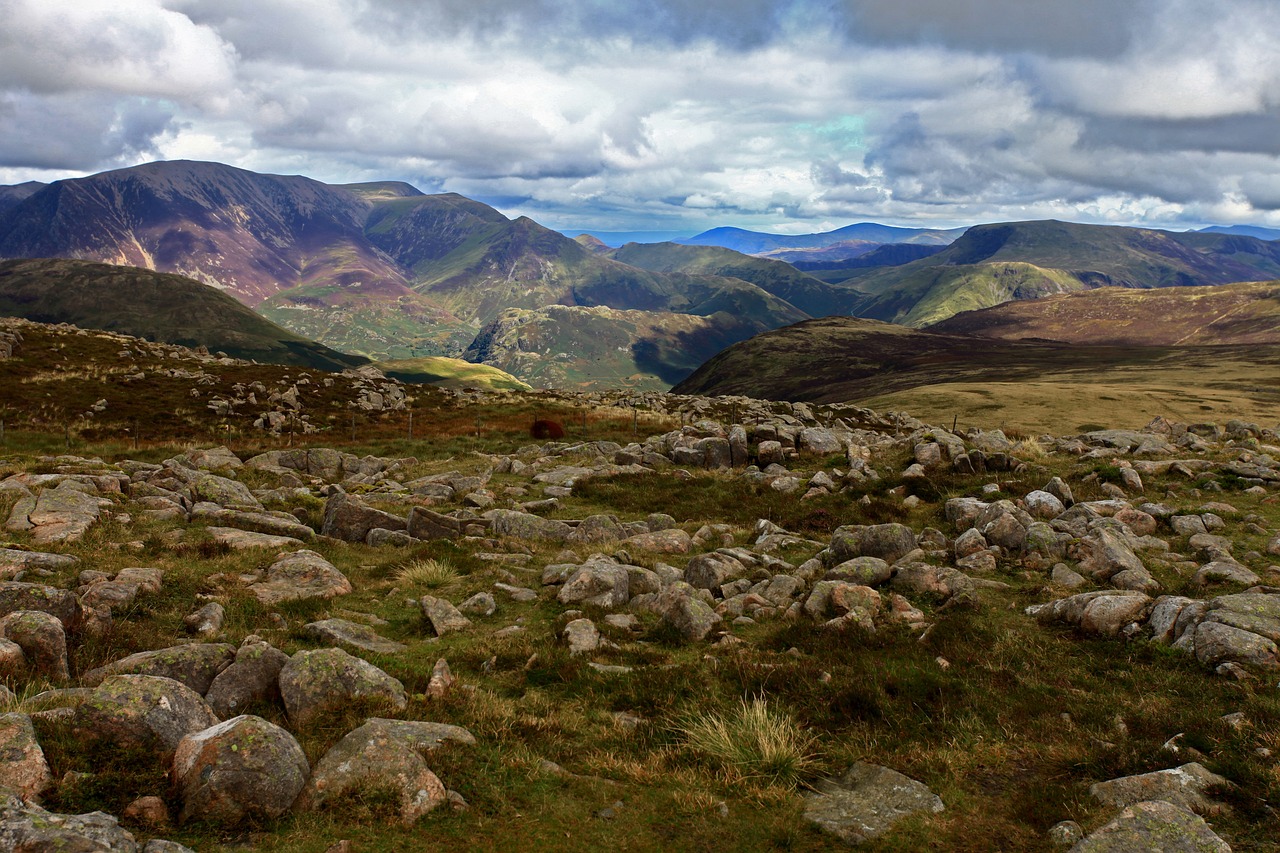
[0,319,1276,852]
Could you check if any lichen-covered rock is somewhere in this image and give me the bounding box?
[0,610,68,682]
[486,509,572,542]
[419,596,472,636]
[621,528,692,554]
[172,715,309,825]
[304,619,406,655]
[296,718,474,825]
[320,492,406,543]
[0,713,51,802]
[249,550,352,605]
[684,552,749,594]
[1191,621,1279,669]
[803,762,945,845]
[278,648,407,728]
[1089,763,1231,815]
[0,582,83,633]
[72,675,219,757]
[824,557,893,587]
[828,524,918,565]
[0,790,141,851]
[557,562,630,609]
[205,640,289,719]
[1030,591,1153,638]
[82,643,235,694]
[1069,800,1230,852]
[654,582,722,642]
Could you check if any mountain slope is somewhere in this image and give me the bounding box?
[930,280,1280,346]
[843,220,1280,326]
[670,315,1280,432]
[0,258,366,371]
[606,241,860,318]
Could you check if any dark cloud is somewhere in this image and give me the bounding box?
[0,93,174,170]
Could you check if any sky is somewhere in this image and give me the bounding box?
[3,0,1280,235]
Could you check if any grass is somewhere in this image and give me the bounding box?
[392,557,460,589]
[676,697,818,788]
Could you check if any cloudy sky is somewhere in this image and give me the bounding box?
[3,0,1280,234]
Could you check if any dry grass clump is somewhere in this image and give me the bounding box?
[677,696,817,788]
[392,557,458,589]
[1011,437,1048,459]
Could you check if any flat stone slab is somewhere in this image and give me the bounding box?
[206,527,305,550]
[803,762,944,844]
[303,619,406,655]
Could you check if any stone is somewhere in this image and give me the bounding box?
[829,524,918,565]
[190,473,259,509]
[825,557,893,587]
[486,509,573,542]
[304,619,407,655]
[1089,763,1231,815]
[569,514,623,544]
[458,592,497,617]
[426,658,455,699]
[0,713,50,801]
[799,427,844,455]
[1075,529,1147,581]
[1068,800,1230,852]
[278,648,408,727]
[563,618,600,655]
[1051,564,1088,589]
[249,550,353,605]
[205,641,290,719]
[207,527,306,550]
[1191,621,1278,669]
[321,492,406,543]
[622,528,692,554]
[0,582,83,633]
[0,610,68,682]
[557,562,630,609]
[1194,560,1261,587]
[72,675,218,757]
[0,791,141,851]
[28,483,110,543]
[420,596,472,636]
[684,552,749,594]
[122,796,170,830]
[654,582,722,642]
[296,718,474,825]
[183,602,225,637]
[1024,490,1066,520]
[82,643,235,694]
[172,715,309,824]
[803,762,945,845]
[1030,591,1153,637]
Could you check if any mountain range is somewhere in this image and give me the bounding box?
[3,160,1280,395]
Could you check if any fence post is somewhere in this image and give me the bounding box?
[408,411,413,440]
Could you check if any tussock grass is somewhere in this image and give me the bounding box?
[676,696,818,788]
[392,557,458,589]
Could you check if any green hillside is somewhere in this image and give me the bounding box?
[0,258,367,371]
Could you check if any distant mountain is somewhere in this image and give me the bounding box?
[376,356,530,392]
[840,219,1280,327]
[0,182,44,214]
[606,241,861,318]
[930,281,1280,346]
[677,223,964,254]
[1197,225,1280,241]
[0,258,366,371]
[787,243,948,279]
[0,160,815,387]
[561,230,693,247]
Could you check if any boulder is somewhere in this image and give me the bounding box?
[296,718,474,825]
[829,524,917,565]
[72,675,218,757]
[249,550,352,605]
[172,715,309,825]
[320,492,406,542]
[1089,763,1231,815]
[654,582,722,642]
[803,762,945,845]
[205,641,289,719]
[622,528,692,554]
[684,552,749,594]
[486,509,572,542]
[419,596,472,636]
[304,619,407,655]
[0,713,50,801]
[0,791,142,851]
[824,557,893,587]
[557,562,630,609]
[1030,591,1153,638]
[0,582,83,633]
[0,610,68,682]
[563,618,601,655]
[278,648,408,728]
[1069,800,1230,852]
[1191,621,1278,669]
[82,643,235,694]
